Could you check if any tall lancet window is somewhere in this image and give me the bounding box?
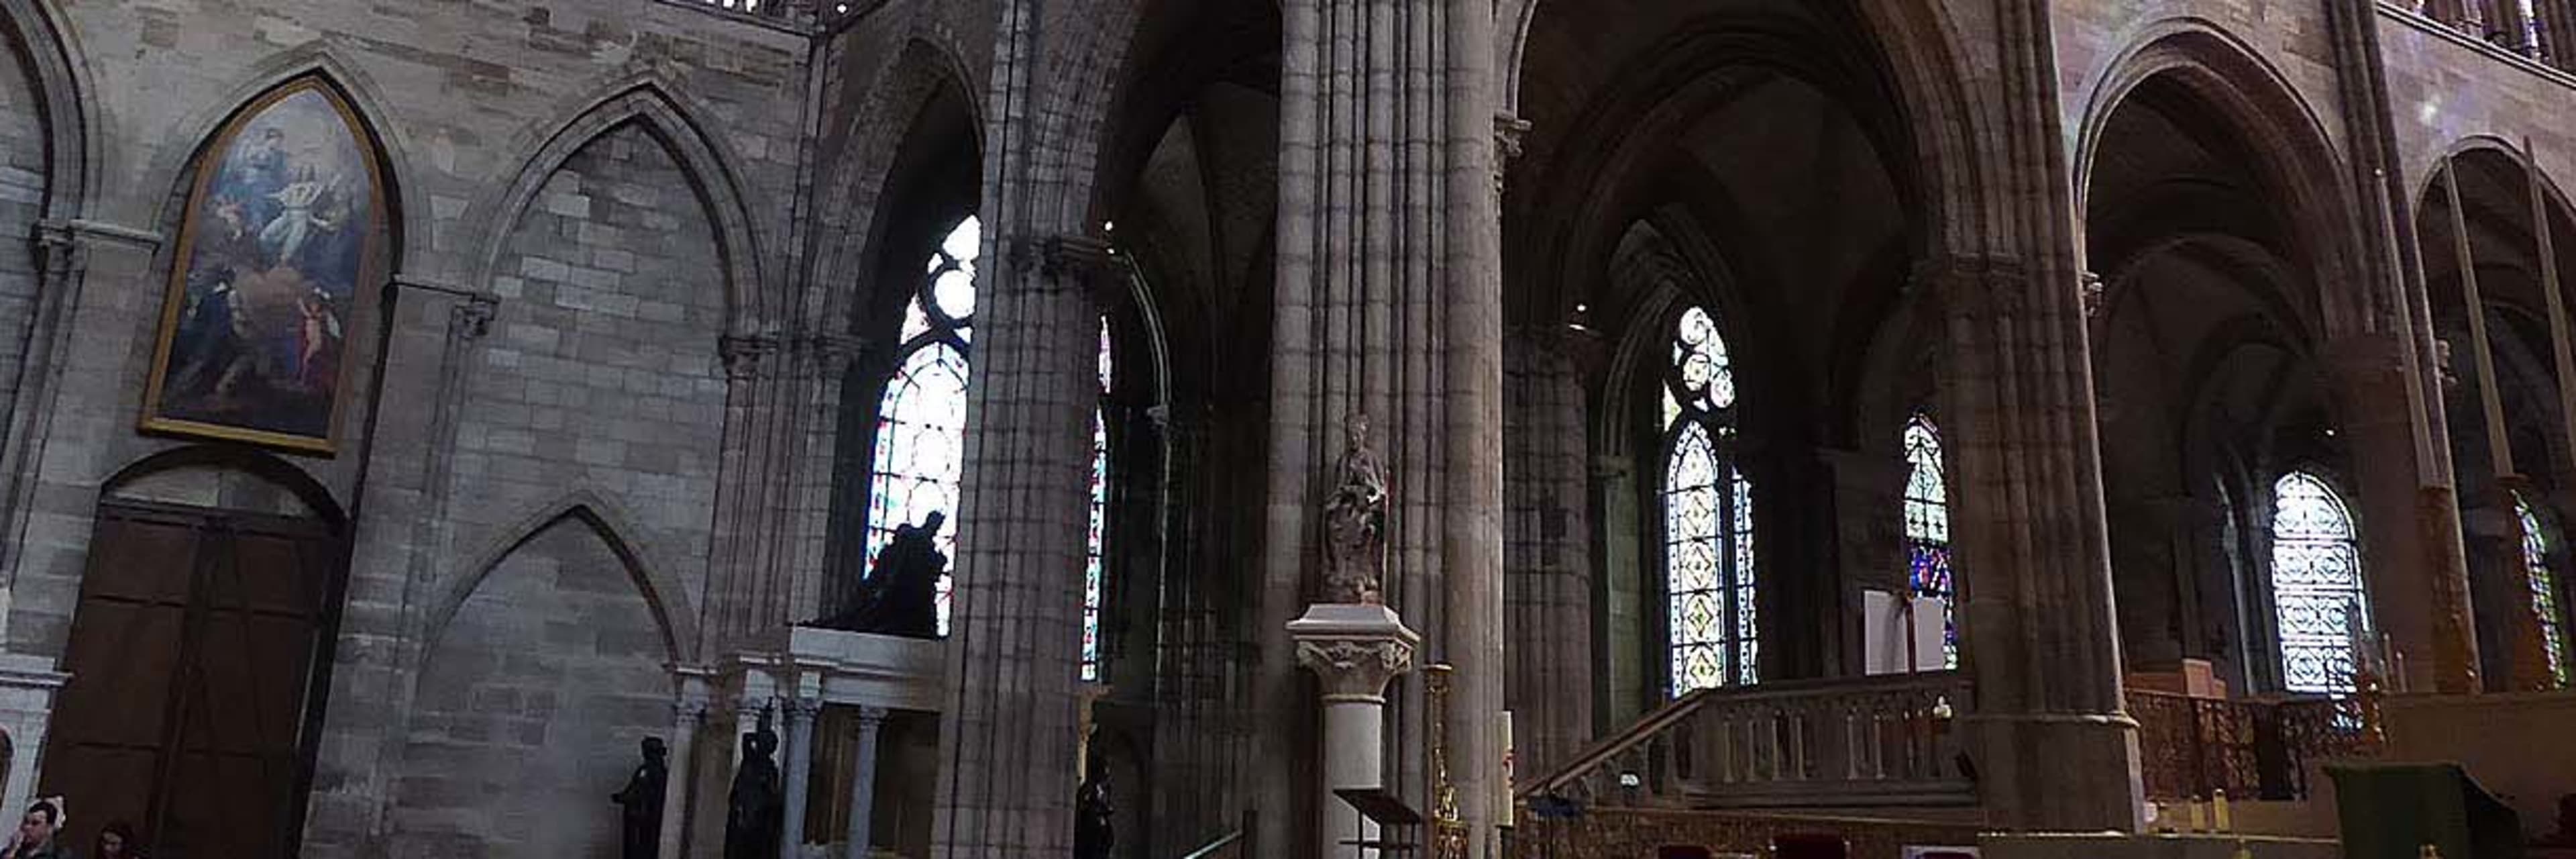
[2514,493,2569,688]
[1083,317,1113,682]
[1902,413,1959,668]
[2269,471,2366,694]
[1661,305,1758,695]
[868,215,981,636]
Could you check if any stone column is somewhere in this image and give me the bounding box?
[1289,605,1419,859]
[845,707,889,859]
[1503,332,1595,774]
[1265,0,1503,854]
[660,687,710,859]
[928,232,1109,856]
[780,695,820,859]
[1943,1,2141,831]
[2324,0,2484,696]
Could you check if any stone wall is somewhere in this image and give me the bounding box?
[388,516,676,858]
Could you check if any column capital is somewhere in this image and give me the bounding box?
[780,696,824,722]
[853,705,891,728]
[1287,604,1421,703]
[1012,234,1125,309]
[720,333,784,380]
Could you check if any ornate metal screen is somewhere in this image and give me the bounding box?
[869,215,981,636]
[1662,305,1756,694]
[1902,413,1957,667]
[2268,472,2365,694]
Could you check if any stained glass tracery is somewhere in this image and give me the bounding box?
[1083,317,1112,682]
[868,215,981,637]
[1902,414,1958,668]
[2269,472,2365,695]
[1662,305,1756,695]
[2515,493,2570,689]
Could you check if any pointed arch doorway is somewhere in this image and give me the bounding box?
[40,452,350,859]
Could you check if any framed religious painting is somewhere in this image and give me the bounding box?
[140,78,384,454]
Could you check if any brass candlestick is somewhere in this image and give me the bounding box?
[1425,664,1467,859]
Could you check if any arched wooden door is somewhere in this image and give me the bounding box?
[42,496,345,858]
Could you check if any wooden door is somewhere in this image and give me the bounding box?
[43,501,343,859]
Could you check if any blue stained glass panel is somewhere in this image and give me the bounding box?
[2516,495,2569,689]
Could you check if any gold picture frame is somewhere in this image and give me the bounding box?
[139,77,385,455]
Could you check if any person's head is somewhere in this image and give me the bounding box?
[642,736,667,763]
[922,511,946,534]
[95,820,135,858]
[17,801,56,847]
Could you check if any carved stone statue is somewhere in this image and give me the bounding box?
[815,511,948,638]
[1073,763,1115,859]
[1322,414,1389,604]
[611,737,669,859]
[723,718,784,859]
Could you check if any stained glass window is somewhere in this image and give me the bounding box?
[868,215,981,637]
[1661,305,1757,695]
[1902,413,1958,668]
[2269,472,2366,695]
[1083,318,1113,682]
[2514,493,2569,688]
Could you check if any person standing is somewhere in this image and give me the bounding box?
[89,821,134,859]
[5,801,72,859]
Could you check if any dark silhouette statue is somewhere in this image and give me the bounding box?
[723,718,784,859]
[815,511,948,638]
[611,737,668,859]
[1074,762,1114,859]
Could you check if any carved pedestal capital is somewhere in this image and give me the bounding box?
[1287,603,1420,703]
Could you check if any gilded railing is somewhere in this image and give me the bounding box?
[2127,690,2369,801]
[1521,672,1976,811]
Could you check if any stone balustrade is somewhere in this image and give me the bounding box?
[1523,672,1976,813]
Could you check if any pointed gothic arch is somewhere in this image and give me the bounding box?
[2074,21,2367,342]
[0,0,91,221]
[427,489,696,664]
[467,81,766,334]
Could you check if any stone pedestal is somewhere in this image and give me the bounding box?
[1288,603,1419,859]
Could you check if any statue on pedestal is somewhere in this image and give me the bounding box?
[610,737,669,859]
[723,717,784,859]
[1322,414,1389,604]
[815,511,948,638]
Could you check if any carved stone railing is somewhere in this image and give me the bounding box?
[1521,672,1976,812]
[2127,690,2370,802]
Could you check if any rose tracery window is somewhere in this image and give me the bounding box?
[1902,413,1959,668]
[1661,305,1757,695]
[2515,493,2569,688]
[2268,471,2367,695]
[867,215,980,637]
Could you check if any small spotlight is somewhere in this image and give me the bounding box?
[1103,220,1116,233]
[1574,303,1589,313]
[2324,428,2339,438]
